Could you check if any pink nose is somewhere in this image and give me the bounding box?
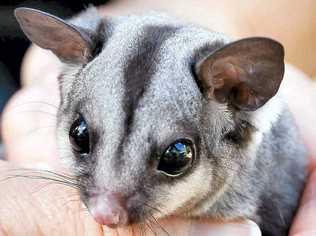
[88,192,128,228]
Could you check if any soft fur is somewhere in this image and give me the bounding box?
[16,7,307,235]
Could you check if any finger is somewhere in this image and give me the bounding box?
[186,219,261,236]
[21,45,62,87]
[0,161,102,236]
[282,64,316,158]
[289,169,316,236]
[1,85,60,168]
[103,218,261,236]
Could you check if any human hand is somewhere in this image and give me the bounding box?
[0,160,260,236]
[281,65,316,236]
[1,2,316,235]
[1,46,61,169]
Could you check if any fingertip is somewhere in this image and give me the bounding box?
[244,220,262,236]
[189,219,261,236]
[289,170,316,235]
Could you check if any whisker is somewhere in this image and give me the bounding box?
[149,215,170,236]
[139,222,147,236]
[30,181,76,194]
[142,202,166,216]
[145,220,156,236]
[13,101,59,109]
[61,198,82,208]
[3,175,81,190]
[2,168,82,195]
[11,110,57,118]
[8,168,77,181]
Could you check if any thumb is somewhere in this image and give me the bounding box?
[103,218,261,236]
[186,219,261,236]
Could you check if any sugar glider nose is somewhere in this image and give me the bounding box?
[88,192,128,228]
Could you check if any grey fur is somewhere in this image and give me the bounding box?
[15,7,307,236]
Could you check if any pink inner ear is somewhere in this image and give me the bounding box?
[212,58,240,83]
[210,59,274,111]
[196,37,284,111]
[209,58,243,103]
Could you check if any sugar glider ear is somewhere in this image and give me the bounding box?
[195,37,284,111]
[15,7,94,64]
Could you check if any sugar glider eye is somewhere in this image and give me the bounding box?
[158,139,194,177]
[69,114,90,155]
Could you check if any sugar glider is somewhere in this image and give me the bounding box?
[15,7,307,236]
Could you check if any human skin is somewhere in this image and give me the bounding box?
[1,1,316,235]
[0,161,260,235]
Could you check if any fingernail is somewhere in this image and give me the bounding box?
[190,219,261,236]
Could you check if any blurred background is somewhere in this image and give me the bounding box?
[0,1,114,157]
[0,0,110,115]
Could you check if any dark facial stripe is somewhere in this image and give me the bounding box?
[89,19,114,59]
[117,25,179,160]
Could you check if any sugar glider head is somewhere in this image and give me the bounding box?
[15,7,284,227]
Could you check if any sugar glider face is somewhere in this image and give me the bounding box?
[15,7,284,227]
